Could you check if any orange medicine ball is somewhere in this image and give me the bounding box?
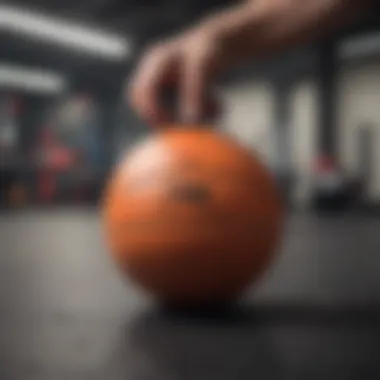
[103,127,284,305]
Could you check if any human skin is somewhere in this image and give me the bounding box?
[128,0,375,126]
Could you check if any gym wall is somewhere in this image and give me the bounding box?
[288,80,318,206]
[222,61,380,207]
[337,61,380,203]
[220,81,276,167]
[220,79,318,207]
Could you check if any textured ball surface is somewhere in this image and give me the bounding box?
[103,127,284,305]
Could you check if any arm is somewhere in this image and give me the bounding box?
[129,0,376,125]
[198,0,376,64]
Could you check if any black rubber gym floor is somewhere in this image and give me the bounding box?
[1,210,380,379]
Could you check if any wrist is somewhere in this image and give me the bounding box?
[195,0,372,64]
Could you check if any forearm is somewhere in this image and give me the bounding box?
[198,0,376,65]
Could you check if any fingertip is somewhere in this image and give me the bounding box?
[125,41,179,128]
[127,76,174,127]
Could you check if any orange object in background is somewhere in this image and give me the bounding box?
[103,127,284,306]
[49,147,76,170]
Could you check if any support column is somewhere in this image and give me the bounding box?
[272,81,293,204]
[317,40,338,157]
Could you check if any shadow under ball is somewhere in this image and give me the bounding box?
[103,126,284,306]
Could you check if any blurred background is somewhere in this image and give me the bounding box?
[1,0,380,213]
[2,2,380,378]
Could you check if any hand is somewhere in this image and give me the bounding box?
[128,0,371,127]
[128,25,227,126]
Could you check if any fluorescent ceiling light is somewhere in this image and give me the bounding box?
[0,5,131,61]
[339,33,380,59]
[0,64,67,94]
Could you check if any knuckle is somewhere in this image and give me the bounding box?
[149,40,173,60]
[187,32,217,60]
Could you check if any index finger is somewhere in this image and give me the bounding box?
[128,47,175,126]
